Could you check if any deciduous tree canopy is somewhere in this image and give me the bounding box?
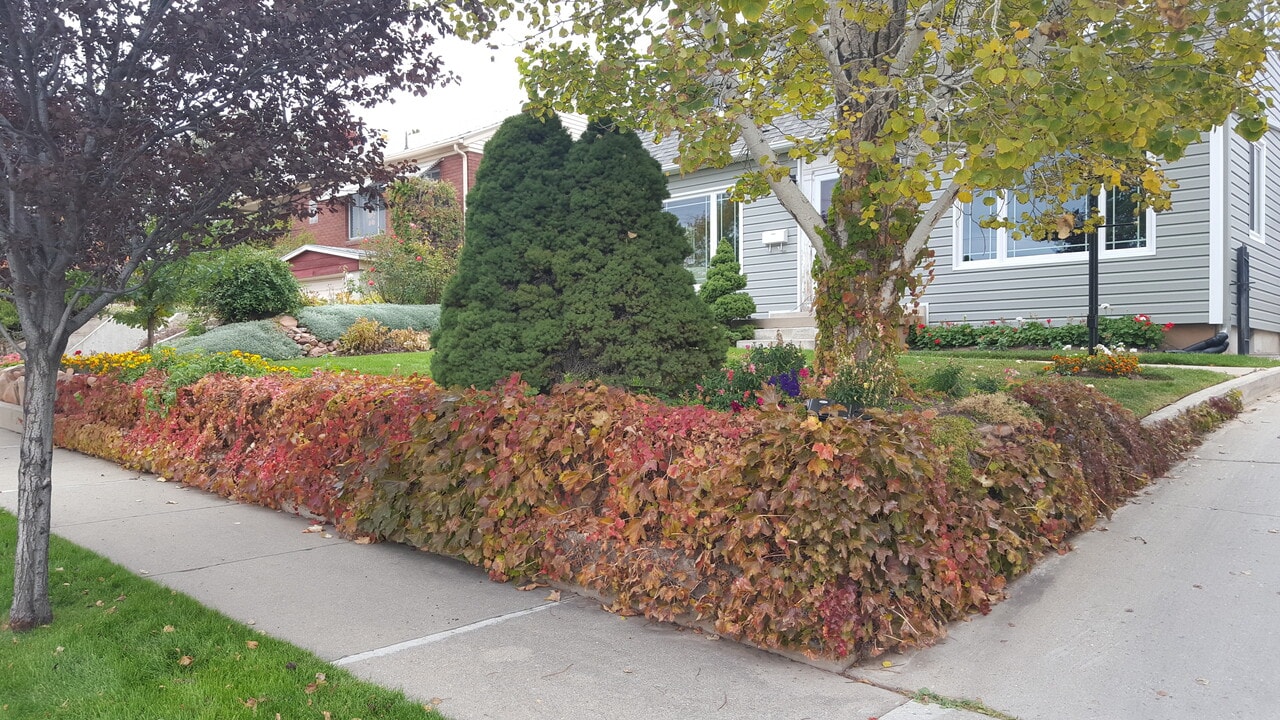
[1,0,470,630]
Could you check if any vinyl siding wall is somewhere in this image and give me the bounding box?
[919,140,1214,326]
[664,160,803,314]
[1224,57,1280,337]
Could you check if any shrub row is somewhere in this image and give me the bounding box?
[909,314,1172,351]
[52,371,1239,660]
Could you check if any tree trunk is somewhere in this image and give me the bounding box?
[812,191,925,408]
[7,349,60,630]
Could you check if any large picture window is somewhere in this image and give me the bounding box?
[349,190,387,240]
[955,187,1150,266]
[663,191,740,284]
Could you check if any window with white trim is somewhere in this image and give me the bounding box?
[349,190,386,240]
[955,187,1151,266]
[663,191,740,284]
[307,199,319,225]
[1248,138,1266,241]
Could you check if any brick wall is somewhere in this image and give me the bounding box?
[290,202,351,248]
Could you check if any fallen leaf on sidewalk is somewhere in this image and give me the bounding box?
[353,536,373,544]
[156,477,169,483]
[545,590,561,602]
[303,524,323,534]
[517,582,547,591]
[881,660,893,668]
[1196,678,1210,686]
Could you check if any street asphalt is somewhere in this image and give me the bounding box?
[2,369,1278,719]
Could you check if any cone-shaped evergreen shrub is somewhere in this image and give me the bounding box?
[431,113,573,390]
[699,238,757,340]
[556,121,726,393]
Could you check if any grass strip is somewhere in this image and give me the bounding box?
[0,510,444,720]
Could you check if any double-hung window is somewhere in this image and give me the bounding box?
[349,189,387,240]
[663,191,741,284]
[955,186,1151,267]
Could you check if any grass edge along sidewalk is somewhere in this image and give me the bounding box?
[0,510,445,720]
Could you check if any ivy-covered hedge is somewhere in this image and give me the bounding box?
[52,371,1239,660]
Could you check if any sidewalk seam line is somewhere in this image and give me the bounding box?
[332,602,561,666]
[147,544,344,577]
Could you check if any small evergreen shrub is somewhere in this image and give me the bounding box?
[699,240,757,341]
[298,304,441,341]
[338,318,390,354]
[167,320,302,359]
[199,246,303,323]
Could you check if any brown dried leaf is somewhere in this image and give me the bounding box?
[545,590,561,602]
[162,625,175,633]
[178,655,193,667]
[353,536,373,545]
[303,524,323,534]
[246,640,259,649]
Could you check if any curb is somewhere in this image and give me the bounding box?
[1141,365,1280,425]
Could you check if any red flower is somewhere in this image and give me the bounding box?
[1046,318,1053,324]
[1163,322,1175,330]
[990,320,997,325]
[730,400,743,412]
[917,323,926,330]
[756,397,765,405]
[726,369,734,382]
[798,367,810,379]
[934,338,941,345]
[415,255,423,261]
[74,350,82,356]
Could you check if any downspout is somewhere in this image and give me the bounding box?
[452,143,469,221]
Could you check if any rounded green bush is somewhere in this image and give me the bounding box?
[166,320,302,359]
[200,247,302,323]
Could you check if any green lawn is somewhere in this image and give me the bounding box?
[283,347,1243,418]
[899,353,1231,417]
[288,350,434,375]
[0,511,443,720]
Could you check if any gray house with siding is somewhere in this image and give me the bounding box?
[649,115,1280,354]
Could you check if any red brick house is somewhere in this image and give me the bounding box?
[282,122,498,297]
[283,116,588,299]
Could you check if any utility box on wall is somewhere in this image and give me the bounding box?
[761,229,786,246]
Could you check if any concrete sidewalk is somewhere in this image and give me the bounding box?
[849,393,1280,719]
[0,430,984,720]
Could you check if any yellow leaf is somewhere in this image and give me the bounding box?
[882,660,893,667]
[920,128,940,145]
[988,67,1007,84]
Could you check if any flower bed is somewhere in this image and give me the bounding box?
[909,314,1173,351]
[52,369,1239,661]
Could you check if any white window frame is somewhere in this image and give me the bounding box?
[951,187,1156,270]
[307,199,319,225]
[663,188,744,275]
[1248,138,1266,243]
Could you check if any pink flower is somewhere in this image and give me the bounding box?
[726,369,734,382]
[1046,318,1053,324]
[730,400,743,412]
[799,367,810,379]
[747,363,756,374]
[756,397,764,405]
[368,280,375,286]
[415,255,423,261]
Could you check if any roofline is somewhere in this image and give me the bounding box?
[280,244,370,262]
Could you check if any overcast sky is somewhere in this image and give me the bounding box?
[359,33,529,150]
